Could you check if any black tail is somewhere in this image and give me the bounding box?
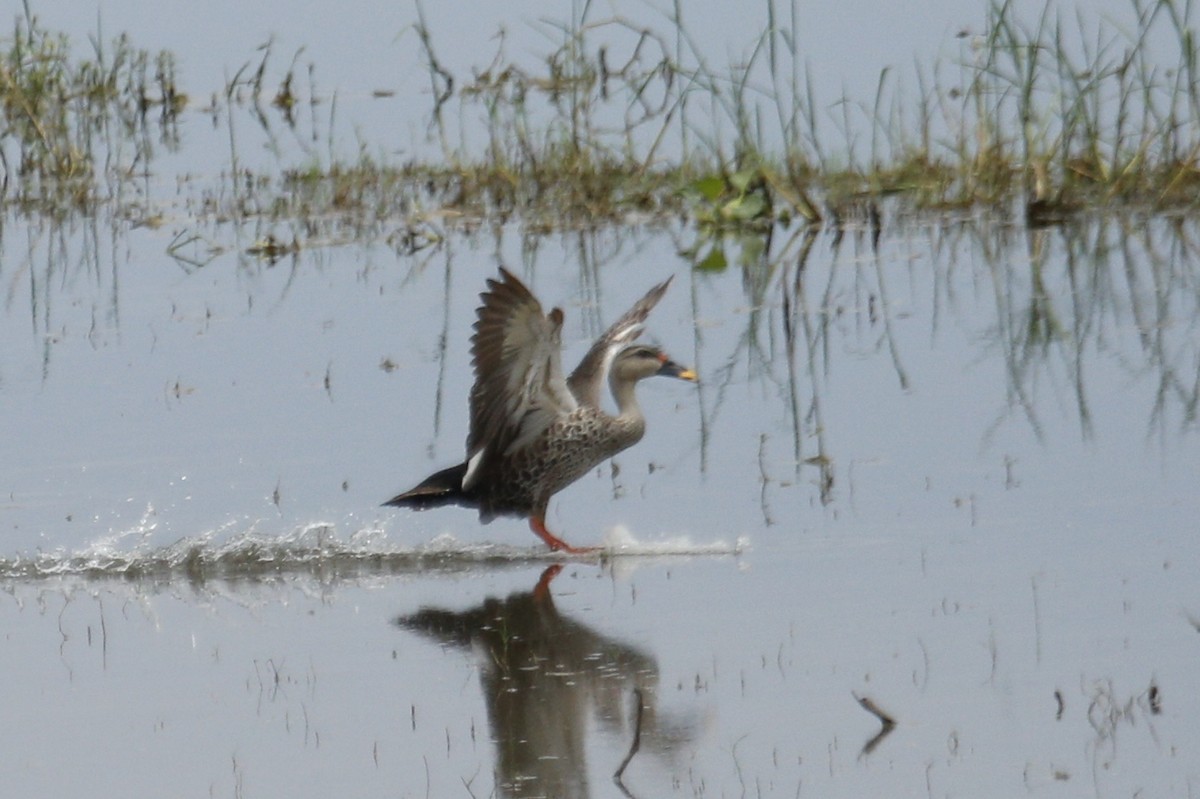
[383,463,472,510]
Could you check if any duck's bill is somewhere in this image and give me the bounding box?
[658,360,698,382]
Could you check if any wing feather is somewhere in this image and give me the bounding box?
[466,269,576,486]
[567,276,673,407]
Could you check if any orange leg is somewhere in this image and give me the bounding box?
[529,516,597,554]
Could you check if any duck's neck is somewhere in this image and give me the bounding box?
[607,376,648,453]
[609,376,644,422]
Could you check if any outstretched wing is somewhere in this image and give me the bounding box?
[567,276,673,407]
[465,268,577,488]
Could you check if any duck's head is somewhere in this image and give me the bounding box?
[611,344,698,384]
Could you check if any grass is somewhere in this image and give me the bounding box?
[0,9,183,212]
[264,0,1200,233]
[1,0,1198,230]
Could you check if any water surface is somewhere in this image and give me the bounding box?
[4,213,1198,798]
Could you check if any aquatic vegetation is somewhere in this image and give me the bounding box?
[0,12,182,212]
[1,1,1198,230]
[382,0,1200,227]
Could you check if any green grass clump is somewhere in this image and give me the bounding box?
[0,12,183,211]
[4,0,1199,232]
[391,0,1200,228]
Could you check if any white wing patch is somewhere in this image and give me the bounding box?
[463,449,486,490]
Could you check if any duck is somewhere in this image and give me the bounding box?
[384,267,696,553]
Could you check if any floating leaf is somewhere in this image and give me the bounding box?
[729,168,758,193]
[696,245,728,272]
[723,192,767,221]
[690,175,727,202]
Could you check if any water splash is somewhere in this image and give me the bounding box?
[601,524,748,556]
[0,521,744,584]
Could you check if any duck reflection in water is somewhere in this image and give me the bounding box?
[395,565,695,798]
